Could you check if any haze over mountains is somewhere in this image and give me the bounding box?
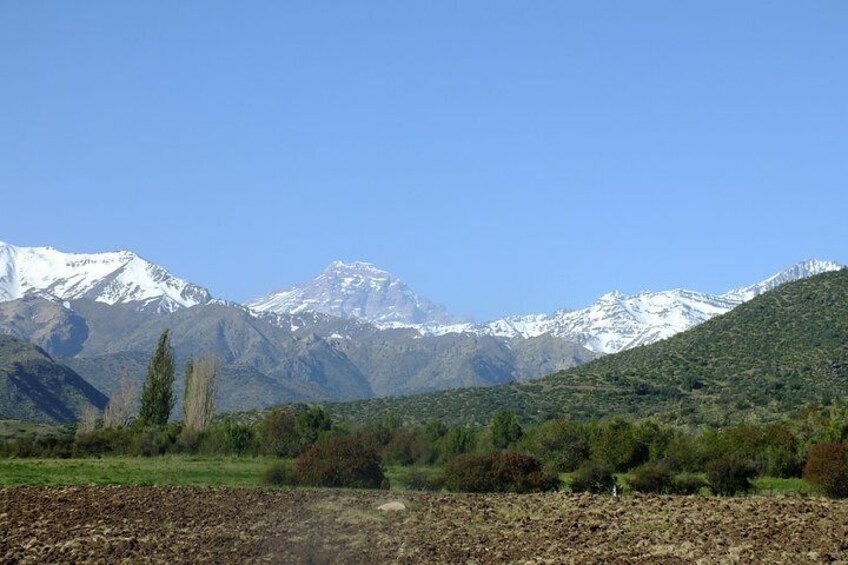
[0,239,843,422]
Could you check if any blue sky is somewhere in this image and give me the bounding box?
[1,2,846,321]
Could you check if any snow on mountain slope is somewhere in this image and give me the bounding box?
[249,260,464,327]
[477,260,845,353]
[481,289,739,353]
[721,259,843,302]
[0,241,213,313]
[249,258,843,354]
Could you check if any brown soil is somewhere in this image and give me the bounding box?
[3,487,848,564]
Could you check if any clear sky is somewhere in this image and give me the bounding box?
[2,2,846,321]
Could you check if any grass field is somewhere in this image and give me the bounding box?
[0,456,274,487]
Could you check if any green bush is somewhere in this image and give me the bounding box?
[295,436,388,489]
[525,419,591,473]
[261,461,299,487]
[570,461,617,494]
[442,453,559,493]
[628,461,674,494]
[671,473,707,495]
[589,419,649,472]
[804,442,848,498]
[402,467,445,492]
[706,457,756,496]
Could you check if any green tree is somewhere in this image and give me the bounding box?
[139,329,176,426]
[491,410,523,450]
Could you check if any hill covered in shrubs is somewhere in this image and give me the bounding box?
[327,269,848,427]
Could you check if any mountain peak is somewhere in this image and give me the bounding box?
[721,258,844,302]
[249,260,462,327]
[327,259,382,271]
[0,241,213,313]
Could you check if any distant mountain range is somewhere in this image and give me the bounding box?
[327,269,848,427]
[0,239,843,422]
[249,255,843,353]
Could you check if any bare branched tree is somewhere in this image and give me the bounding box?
[103,375,139,429]
[183,353,218,432]
[76,404,101,436]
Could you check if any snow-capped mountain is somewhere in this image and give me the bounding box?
[476,259,844,353]
[0,241,213,313]
[248,260,463,327]
[251,257,843,355]
[720,259,843,303]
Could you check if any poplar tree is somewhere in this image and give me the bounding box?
[139,329,175,426]
[183,353,218,432]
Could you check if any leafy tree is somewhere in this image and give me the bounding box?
[590,418,649,472]
[295,436,387,489]
[570,461,617,494]
[706,457,756,496]
[296,406,332,446]
[491,410,523,450]
[139,329,176,426]
[525,419,591,472]
[804,442,848,498]
[439,426,477,461]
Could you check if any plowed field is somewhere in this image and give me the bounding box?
[3,486,848,564]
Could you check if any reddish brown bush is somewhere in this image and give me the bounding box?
[804,442,848,498]
[442,453,559,493]
[295,436,388,489]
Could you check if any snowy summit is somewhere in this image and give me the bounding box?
[248,260,463,327]
[0,241,213,313]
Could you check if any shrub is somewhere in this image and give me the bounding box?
[262,408,301,457]
[402,467,445,492]
[261,461,299,487]
[382,428,438,467]
[525,419,591,473]
[295,436,388,489]
[589,419,650,472]
[443,453,559,493]
[570,461,617,494]
[671,473,707,495]
[804,442,848,498]
[706,457,756,496]
[628,461,674,494]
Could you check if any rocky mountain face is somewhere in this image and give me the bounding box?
[0,334,107,424]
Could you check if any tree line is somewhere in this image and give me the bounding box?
[4,328,848,497]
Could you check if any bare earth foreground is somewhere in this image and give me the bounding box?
[3,487,848,564]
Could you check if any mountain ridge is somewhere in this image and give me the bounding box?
[250,257,844,353]
[325,268,848,427]
[0,241,213,313]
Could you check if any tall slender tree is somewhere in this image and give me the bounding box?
[183,353,218,432]
[139,329,175,426]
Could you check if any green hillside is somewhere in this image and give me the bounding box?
[326,269,848,427]
[0,335,108,424]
